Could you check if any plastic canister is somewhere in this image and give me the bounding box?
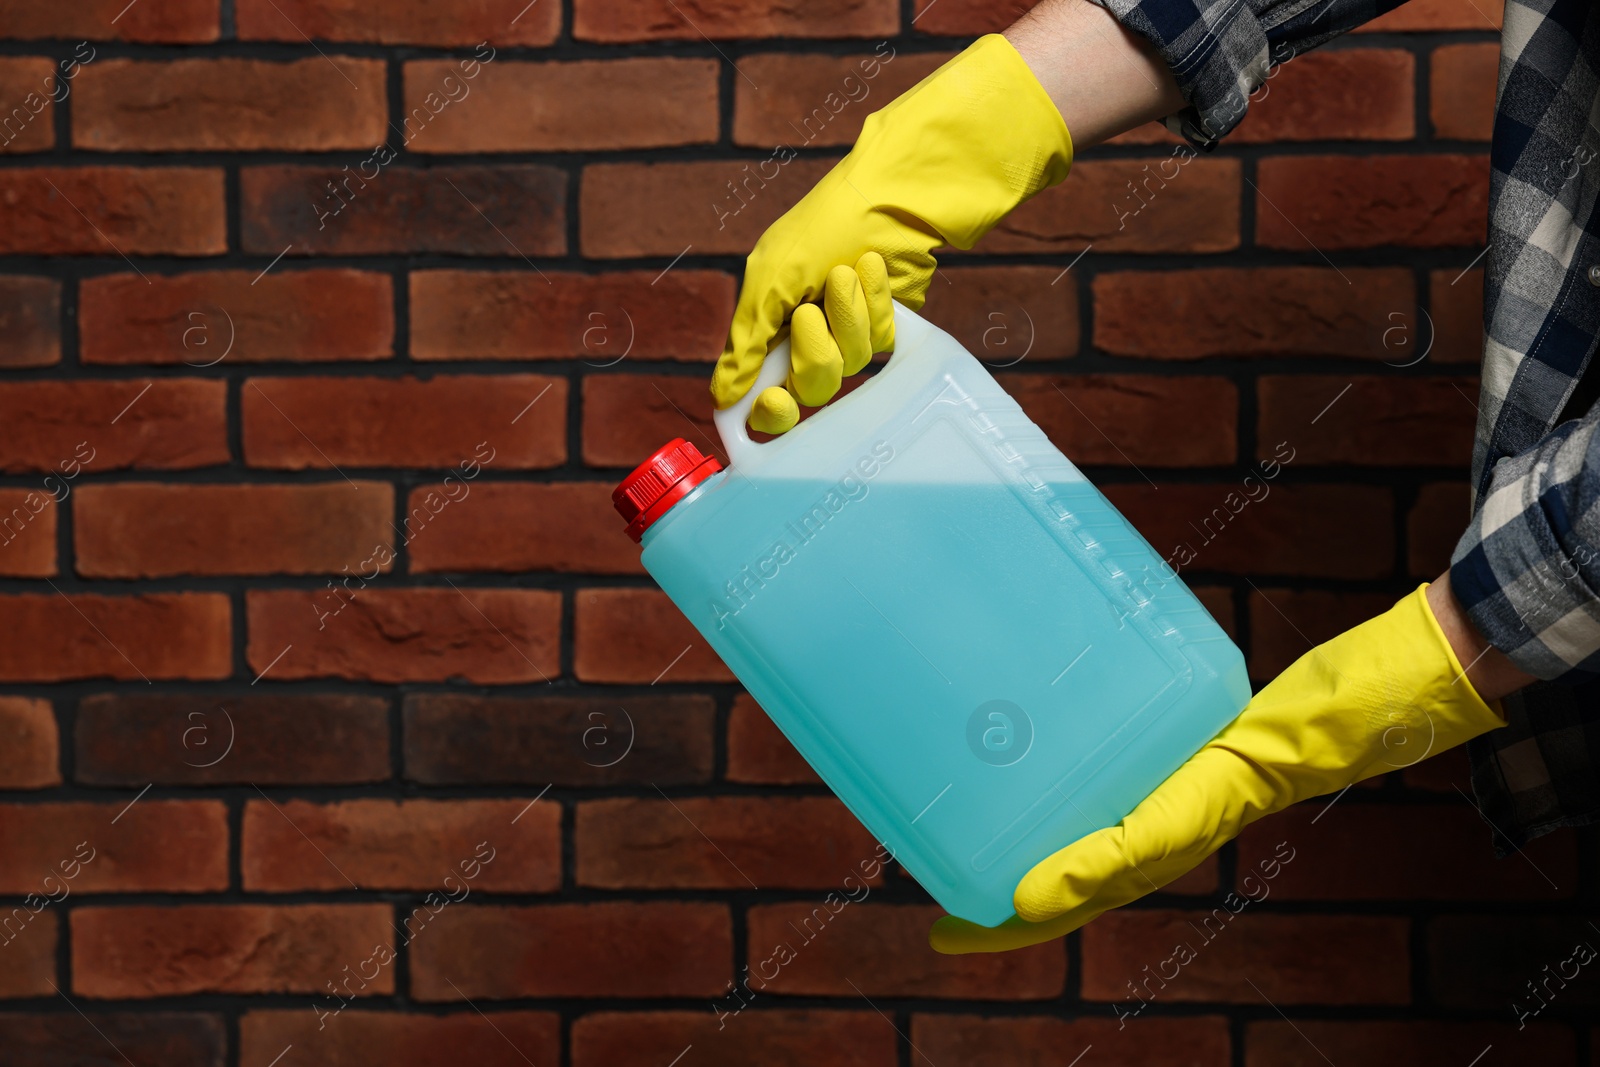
[613,302,1249,926]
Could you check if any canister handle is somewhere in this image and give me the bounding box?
[714,300,914,469]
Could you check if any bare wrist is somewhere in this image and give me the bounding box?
[1425,572,1535,704]
[1004,0,1184,150]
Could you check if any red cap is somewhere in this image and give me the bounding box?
[614,438,723,543]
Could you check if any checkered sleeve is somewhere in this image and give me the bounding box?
[1085,0,1391,147]
[1451,410,1600,683]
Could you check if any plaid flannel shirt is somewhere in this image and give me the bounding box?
[1087,0,1600,850]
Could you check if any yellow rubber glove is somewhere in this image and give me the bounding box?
[752,253,896,434]
[929,584,1506,954]
[712,33,1073,434]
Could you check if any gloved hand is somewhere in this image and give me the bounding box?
[752,251,897,434]
[711,33,1074,434]
[929,583,1507,954]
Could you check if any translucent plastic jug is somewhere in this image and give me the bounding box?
[614,302,1249,926]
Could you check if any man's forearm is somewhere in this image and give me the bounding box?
[1003,5,1527,704]
[1427,572,1537,703]
[1004,0,1186,149]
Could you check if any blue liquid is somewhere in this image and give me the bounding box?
[643,466,1248,926]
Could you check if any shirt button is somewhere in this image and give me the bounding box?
[1589,265,1600,286]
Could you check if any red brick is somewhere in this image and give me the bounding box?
[1248,588,1398,679]
[1256,155,1490,250]
[734,50,951,148]
[1236,803,1576,901]
[1431,916,1600,1008]
[914,1014,1231,1067]
[0,698,58,789]
[241,375,564,469]
[72,905,394,998]
[405,58,717,152]
[1164,853,1224,897]
[241,164,565,256]
[1194,585,1236,638]
[0,489,56,577]
[581,158,836,257]
[980,158,1240,254]
[243,798,558,893]
[1357,0,1502,31]
[573,1011,897,1067]
[1431,44,1498,141]
[0,3,217,41]
[80,269,393,365]
[747,903,1064,998]
[1230,49,1414,143]
[238,0,558,45]
[1258,375,1477,467]
[583,374,723,469]
[919,266,1080,363]
[1246,1020,1573,1067]
[411,270,732,363]
[0,593,230,682]
[1104,483,1394,579]
[999,374,1237,467]
[0,912,56,998]
[77,483,395,578]
[404,692,716,786]
[75,59,385,151]
[0,167,224,255]
[409,482,641,575]
[1403,744,1473,792]
[578,796,880,889]
[1430,268,1486,364]
[0,801,226,893]
[76,693,390,786]
[0,1013,226,1066]
[411,903,730,998]
[246,588,560,684]
[909,0,1031,34]
[575,0,897,40]
[1374,301,1435,366]
[242,1010,561,1067]
[1081,909,1410,1004]
[575,588,733,683]
[1094,267,1415,359]
[0,58,57,153]
[3,516,64,586]
[0,276,58,367]
[0,379,226,473]
[727,692,822,785]
[1409,482,1470,577]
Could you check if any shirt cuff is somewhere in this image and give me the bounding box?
[1450,440,1600,684]
[1084,0,1276,148]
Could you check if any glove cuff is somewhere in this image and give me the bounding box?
[1247,583,1508,796]
[848,34,1075,249]
[1412,581,1508,733]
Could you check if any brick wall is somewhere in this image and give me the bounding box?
[1,0,1595,1064]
